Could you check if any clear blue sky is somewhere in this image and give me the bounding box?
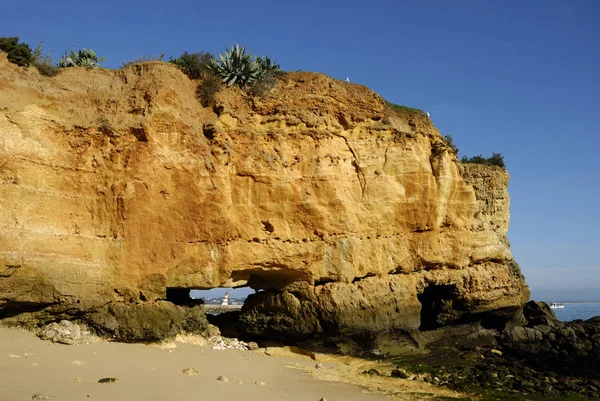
[3,0,599,299]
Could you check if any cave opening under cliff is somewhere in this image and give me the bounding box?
[418,284,462,331]
[166,287,256,338]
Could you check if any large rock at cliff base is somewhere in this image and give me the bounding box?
[85,301,208,342]
[0,53,529,341]
[523,300,560,327]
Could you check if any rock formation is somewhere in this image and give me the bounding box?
[0,53,529,341]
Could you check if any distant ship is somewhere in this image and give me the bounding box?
[550,302,565,309]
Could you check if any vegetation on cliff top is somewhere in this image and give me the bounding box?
[0,37,32,66]
[440,134,505,169]
[462,153,505,168]
[385,101,426,116]
[58,47,106,68]
[0,36,506,167]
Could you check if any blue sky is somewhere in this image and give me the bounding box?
[3,0,599,299]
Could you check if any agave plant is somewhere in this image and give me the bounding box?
[210,44,261,89]
[58,47,105,68]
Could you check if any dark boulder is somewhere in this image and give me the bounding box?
[523,301,560,327]
[86,300,208,342]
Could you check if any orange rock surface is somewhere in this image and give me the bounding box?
[0,54,528,338]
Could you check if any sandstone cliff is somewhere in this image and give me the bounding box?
[0,53,529,341]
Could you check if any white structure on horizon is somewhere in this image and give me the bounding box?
[345,77,350,82]
[221,292,229,306]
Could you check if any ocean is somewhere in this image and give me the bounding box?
[551,302,600,322]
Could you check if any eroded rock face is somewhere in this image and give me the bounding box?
[0,53,529,341]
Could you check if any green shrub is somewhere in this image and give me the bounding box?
[196,73,222,107]
[0,37,32,66]
[58,47,105,68]
[385,101,426,116]
[122,54,164,68]
[35,62,60,77]
[169,51,214,79]
[248,70,284,97]
[443,135,459,154]
[461,153,505,168]
[31,41,59,77]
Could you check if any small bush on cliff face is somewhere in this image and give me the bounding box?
[196,73,222,107]
[444,135,459,155]
[247,70,285,97]
[462,153,505,168]
[385,101,426,116]
[169,51,214,79]
[121,54,165,68]
[0,37,33,66]
[31,41,60,77]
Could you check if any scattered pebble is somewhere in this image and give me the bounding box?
[70,360,85,366]
[74,377,83,382]
[98,377,120,383]
[361,368,381,376]
[31,363,39,367]
[320,398,328,401]
[182,367,199,376]
[209,336,251,351]
[255,381,266,385]
[390,368,409,379]
[39,320,96,345]
[217,376,229,382]
[8,354,21,358]
[31,395,54,400]
[315,363,324,369]
[247,341,259,350]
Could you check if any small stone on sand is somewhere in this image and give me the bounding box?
[98,377,120,383]
[70,360,85,366]
[216,375,229,382]
[182,367,199,376]
[8,354,21,358]
[74,377,83,382]
[31,395,54,400]
[255,381,266,385]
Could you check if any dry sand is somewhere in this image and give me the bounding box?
[0,327,393,401]
[0,327,466,401]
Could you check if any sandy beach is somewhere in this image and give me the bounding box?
[0,327,468,401]
[0,327,393,401]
